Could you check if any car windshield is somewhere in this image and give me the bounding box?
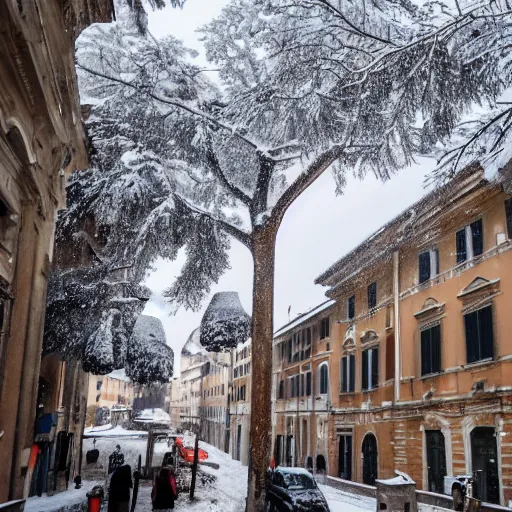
[282,472,316,490]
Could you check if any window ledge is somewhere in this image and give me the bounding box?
[419,371,442,381]
[463,358,494,371]
[339,391,355,396]
[362,386,379,393]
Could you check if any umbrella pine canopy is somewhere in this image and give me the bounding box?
[200,292,251,352]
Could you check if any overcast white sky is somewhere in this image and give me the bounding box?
[141,0,434,372]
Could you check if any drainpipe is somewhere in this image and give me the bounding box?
[393,250,401,403]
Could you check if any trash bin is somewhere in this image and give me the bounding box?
[375,471,417,512]
[86,484,104,512]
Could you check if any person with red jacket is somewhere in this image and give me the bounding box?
[151,467,177,510]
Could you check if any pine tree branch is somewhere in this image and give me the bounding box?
[77,63,261,151]
[271,144,347,224]
[303,0,397,46]
[175,194,252,250]
[204,137,252,206]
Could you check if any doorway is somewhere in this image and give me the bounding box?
[338,435,353,480]
[362,433,378,485]
[286,435,294,466]
[236,424,242,461]
[425,430,446,493]
[471,427,499,504]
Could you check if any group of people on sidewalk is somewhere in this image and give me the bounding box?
[108,447,178,512]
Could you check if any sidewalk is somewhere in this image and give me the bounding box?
[24,481,98,512]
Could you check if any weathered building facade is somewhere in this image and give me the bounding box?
[306,167,512,505]
[0,0,113,502]
[229,339,252,465]
[199,354,230,453]
[272,301,336,475]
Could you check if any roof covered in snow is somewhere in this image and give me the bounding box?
[315,166,498,295]
[182,327,208,356]
[274,300,335,339]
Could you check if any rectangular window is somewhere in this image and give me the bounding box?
[96,380,103,391]
[306,372,312,396]
[420,324,441,376]
[471,219,483,257]
[506,198,512,239]
[221,384,224,395]
[456,228,467,263]
[278,380,284,399]
[303,328,312,359]
[362,347,379,391]
[347,295,355,320]
[300,373,305,397]
[320,318,330,339]
[464,305,494,364]
[419,248,439,284]
[456,219,484,263]
[287,339,292,363]
[368,282,377,310]
[340,355,355,392]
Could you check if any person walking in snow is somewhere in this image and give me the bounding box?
[108,464,132,512]
[151,467,177,510]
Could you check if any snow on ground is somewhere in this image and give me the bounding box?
[84,424,148,437]
[24,480,99,512]
[79,435,429,512]
[318,483,375,512]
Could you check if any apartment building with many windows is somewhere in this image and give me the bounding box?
[272,166,512,506]
[272,300,336,473]
[229,339,252,465]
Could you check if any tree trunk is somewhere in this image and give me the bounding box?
[246,226,276,512]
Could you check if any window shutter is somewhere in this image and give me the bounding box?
[300,373,305,396]
[362,350,368,391]
[421,329,430,376]
[348,295,355,320]
[471,219,483,257]
[349,354,355,392]
[306,372,312,396]
[506,198,512,239]
[371,348,379,389]
[432,324,441,374]
[456,229,467,263]
[368,282,377,309]
[479,305,494,360]
[341,357,347,392]
[419,251,431,284]
[465,311,479,364]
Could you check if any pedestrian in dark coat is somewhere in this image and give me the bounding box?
[151,467,177,510]
[108,464,132,512]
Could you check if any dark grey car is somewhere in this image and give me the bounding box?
[266,467,330,512]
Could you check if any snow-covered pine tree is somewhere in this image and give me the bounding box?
[200,292,251,352]
[74,1,512,509]
[126,315,173,384]
[44,2,229,379]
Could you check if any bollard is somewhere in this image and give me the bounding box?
[87,484,104,512]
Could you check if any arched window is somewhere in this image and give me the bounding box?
[316,454,326,471]
[318,363,329,395]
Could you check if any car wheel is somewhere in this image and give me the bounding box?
[452,487,463,511]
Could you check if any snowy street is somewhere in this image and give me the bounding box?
[76,435,377,512]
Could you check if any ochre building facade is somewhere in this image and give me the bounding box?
[0,0,113,502]
[273,167,512,506]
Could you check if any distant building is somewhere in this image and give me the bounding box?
[229,339,252,465]
[272,301,335,473]
[86,370,134,426]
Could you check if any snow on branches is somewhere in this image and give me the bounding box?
[200,292,251,352]
[126,315,174,384]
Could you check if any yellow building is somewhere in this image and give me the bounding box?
[308,166,512,505]
[86,370,134,426]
